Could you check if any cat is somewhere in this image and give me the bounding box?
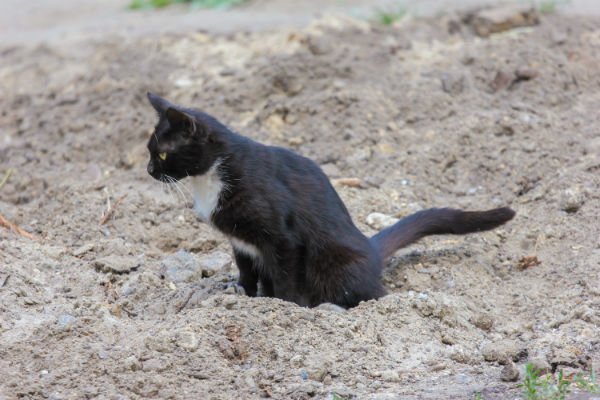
[145,92,515,308]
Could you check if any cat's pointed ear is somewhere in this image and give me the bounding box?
[147,92,172,114]
[166,107,196,135]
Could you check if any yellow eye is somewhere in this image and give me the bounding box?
[158,152,167,161]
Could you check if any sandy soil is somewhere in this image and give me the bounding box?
[1,4,600,400]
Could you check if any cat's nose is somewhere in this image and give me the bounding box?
[147,160,154,175]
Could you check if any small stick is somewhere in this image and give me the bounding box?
[177,290,195,313]
[99,193,128,225]
[0,169,12,190]
[0,214,40,240]
[332,178,362,188]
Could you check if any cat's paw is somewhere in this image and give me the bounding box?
[224,282,246,296]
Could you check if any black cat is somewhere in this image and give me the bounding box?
[145,92,515,308]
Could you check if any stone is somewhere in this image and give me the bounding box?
[481,339,522,363]
[57,314,77,329]
[176,329,198,352]
[304,353,334,382]
[380,369,401,382]
[143,358,170,372]
[559,186,586,213]
[315,303,346,313]
[441,71,465,95]
[500,361,520,382]
[161,251,232,283]
[472,313,494,331]
[449,345,475,364]
[529,356,551,375]
[305,35,332,55]
[124,355,142,371]
[222,295,237,310]
[472,5,539,37]
[73,243,94,257]
[366,212,399,230]
[550,347,579,367]
[93,255,141,274]
[198,251,232,277]
[144,333,173,353]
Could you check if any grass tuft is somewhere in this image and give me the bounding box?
[374,7,407,26]
[536,0,571,14]
[128,0,247,10]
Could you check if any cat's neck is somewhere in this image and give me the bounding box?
[187,129,254,223]
[189,158,226,223]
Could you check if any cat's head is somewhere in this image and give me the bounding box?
[146,93,216,181]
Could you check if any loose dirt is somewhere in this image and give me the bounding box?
[1,7,599,400]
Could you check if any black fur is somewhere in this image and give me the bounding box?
[145,93,515,308]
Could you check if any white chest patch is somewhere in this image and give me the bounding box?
[230,237,262,261]
[189,161,224,223]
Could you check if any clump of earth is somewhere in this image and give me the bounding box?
[1,8,599,400]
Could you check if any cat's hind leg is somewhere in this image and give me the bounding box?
[234,251,259,297]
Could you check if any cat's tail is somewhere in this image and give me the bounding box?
[370,207,515,260]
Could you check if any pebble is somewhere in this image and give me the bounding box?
[380,369,401,382]
[449,345,473,364]
[94,255,141,274]
[471,4,539,37]
[58,314,77,329]
[73,243,94,257]
[481,339,522,363]
[366,212,399,230]
[176,329,199,352]
[143,358,170,372]
[144,333,173,353]
[305,353,334,382]
[161,251,232,283]
[315,303,346,313]
[500,361,520,382]
[441,71,465,95]
[124,355,142,371]
[199,252,232,277]
[222,295,238,310]
[290,354,304,368]
[550,346,579,367]
[559,186,585,213]
[529,356,551,375]
[472,313,494,331]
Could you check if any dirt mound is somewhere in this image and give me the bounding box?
[1,12,599,399]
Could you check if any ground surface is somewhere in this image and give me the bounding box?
[1,1,600,400]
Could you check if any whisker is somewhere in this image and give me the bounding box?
[171,177,190,207]
[166,175,190,207]
[165,178,176,204]
[178,179,194,200]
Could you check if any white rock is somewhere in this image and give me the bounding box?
[366,212,400,230]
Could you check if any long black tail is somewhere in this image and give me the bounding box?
[370,207,515,260]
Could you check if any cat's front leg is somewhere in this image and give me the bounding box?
[233,251,258,297]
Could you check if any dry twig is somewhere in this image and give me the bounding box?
[177,290,195,313]
[0,169,12,189]
[99,193,128,225]
[332,178,362,188]
[517,255,542,270]
[0,214,41,240]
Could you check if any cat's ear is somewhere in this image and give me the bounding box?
[147,92,172,114]
[166,107,197,135]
